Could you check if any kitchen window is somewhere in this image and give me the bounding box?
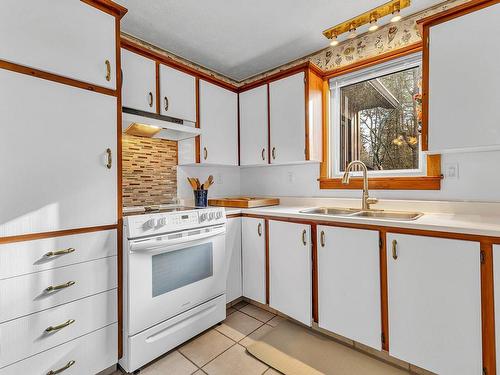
[320,51,441,190]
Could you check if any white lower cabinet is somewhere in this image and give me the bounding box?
[269,220,311,326]
[242,217,266,304]
[387,233,482,375]
[317,226,381,350]
[226,217,242,303]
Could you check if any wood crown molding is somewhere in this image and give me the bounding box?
[81,0,128,19]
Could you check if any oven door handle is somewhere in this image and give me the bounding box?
[129,225,226,252]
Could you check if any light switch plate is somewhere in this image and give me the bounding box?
[444,162,459,180]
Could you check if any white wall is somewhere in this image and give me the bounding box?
[239,151,500,202]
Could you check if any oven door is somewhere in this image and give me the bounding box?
[128,224,226,335]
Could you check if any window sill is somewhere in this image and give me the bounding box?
[319,176,442,190]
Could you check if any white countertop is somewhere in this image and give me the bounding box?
[223,205,500,238]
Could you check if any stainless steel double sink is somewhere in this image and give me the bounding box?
[299,207,423,221]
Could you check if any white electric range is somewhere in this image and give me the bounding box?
[119,206,227,373]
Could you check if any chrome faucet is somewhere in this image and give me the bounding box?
[342,160,378,211]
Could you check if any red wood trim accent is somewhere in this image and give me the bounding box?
[267,83,271,164]
[120,38,238,92]
[319,176,442,190]
[322,42,423,80]
[195,78,201,163]
[311,224,319,322]
[240,213,500,243]
[320,79,330,177]
[226,213,242,219]
[239,62,314,92]
[304,69,310,161]
[0,225,118,245]
[237,93,241,166]
[155,61,161,115]
[265,219,270,305]
[379,230,389,351]
[481,241,497,375]
[81,0,127,18]
[0,60,118,97]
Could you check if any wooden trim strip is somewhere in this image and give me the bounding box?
[265,219,270,305]
[0,225,118,245]
[120,39,238,92]
[319,176,442,190]
[267,83,271,164]
[195,77,201,163]
[239,62,312,92]
[481,241,497,375]
[379,230,389,351]
[226,213,242,219]
[155,61,161,115]
[0,60,118,97]
[304,69,310,161]
[311,224,319,322]
[81,0,128,19]
[240,213,500,243]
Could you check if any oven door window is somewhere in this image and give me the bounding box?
[151,243,213,297]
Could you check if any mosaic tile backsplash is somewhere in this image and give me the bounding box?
[122,135,177,208]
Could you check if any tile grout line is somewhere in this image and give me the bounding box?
[199,342,238,371]
[177,350,204,373]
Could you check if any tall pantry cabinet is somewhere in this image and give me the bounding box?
[0,1,125,374]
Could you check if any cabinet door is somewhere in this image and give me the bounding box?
[226,217,242,303]
[269,221,311,325]
[239,85,268,165]
[199,80,238,165]
[242,218,266,304]
[0,70,117,237]
[0,0,116,89]
[121,49,157,113]
[269,72,306,164]
[318,226,381,350]
[387,233,482,375]
[427,4,500,153]
[159,65,196,122]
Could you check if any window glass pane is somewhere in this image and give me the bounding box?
[152,243,213,297]
[339,66,421,171]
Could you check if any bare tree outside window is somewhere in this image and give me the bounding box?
[339,66,421,172]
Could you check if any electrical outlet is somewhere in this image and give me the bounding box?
[287,171,295,183]
[216,173,223,184]
[444,162,459,180]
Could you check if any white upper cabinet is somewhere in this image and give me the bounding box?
[225,217,242,304]
[0,0,116,89]
[239,85,269,165]
[269,220,311,326]
[387,233,482,375]
[159,65,196,122]
[0,70,117,237]
[242,217,266,304]
[121,49,157,113]
[269,72,306,164]
[199,80,238,165]
[426,3,500,153]
[318,226,381,350]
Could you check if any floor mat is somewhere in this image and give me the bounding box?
[246,321,407,375]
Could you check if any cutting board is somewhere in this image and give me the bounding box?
[208,197,280,208]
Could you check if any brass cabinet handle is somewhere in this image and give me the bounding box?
[105,60,111,82]
[302,229,307,246]
[46,360,76,375]
[164,96,169,111]
[258,223,262,237]
[392,239,398,260]
[45,248,75,257]
[320,231,325,247]
[106,148,112,169]
[261,148,266,161]
[203,147,208,160]
[45,319,75,333]
[272,147,276,160]
[45,281,75,293]
[148,92,153,107]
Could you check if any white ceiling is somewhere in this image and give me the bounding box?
[116,0,445,82]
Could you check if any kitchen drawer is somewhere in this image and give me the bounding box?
[0,290,116,368]
[0,323,117,375]
[0,256,117,323]
[0,229,117,279]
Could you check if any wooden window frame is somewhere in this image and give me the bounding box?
[319,43,442,190]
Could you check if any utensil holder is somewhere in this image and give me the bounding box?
[194,189,208,208]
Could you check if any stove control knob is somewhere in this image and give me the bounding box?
[158,217,167,226]
[209,212,215,220]
[145,218,156,229]
[200,213,207,222]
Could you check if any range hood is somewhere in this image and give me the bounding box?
[122,107,201,141]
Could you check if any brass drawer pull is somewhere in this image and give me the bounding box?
[45,319,75,333]
[106,148,112,169]
[272,147,276,160]
[203,147,208,160]
[45,281,75,293]
[392,239,398,260]
[320,231,325,247]
[46,360,76,375]
[148,92,153,107]
[45,248,75,257]
[105,60,111,82]
[164,96,169,111]
[302,229,307,246]
[261,148,266,161]
[258,223,262,237]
